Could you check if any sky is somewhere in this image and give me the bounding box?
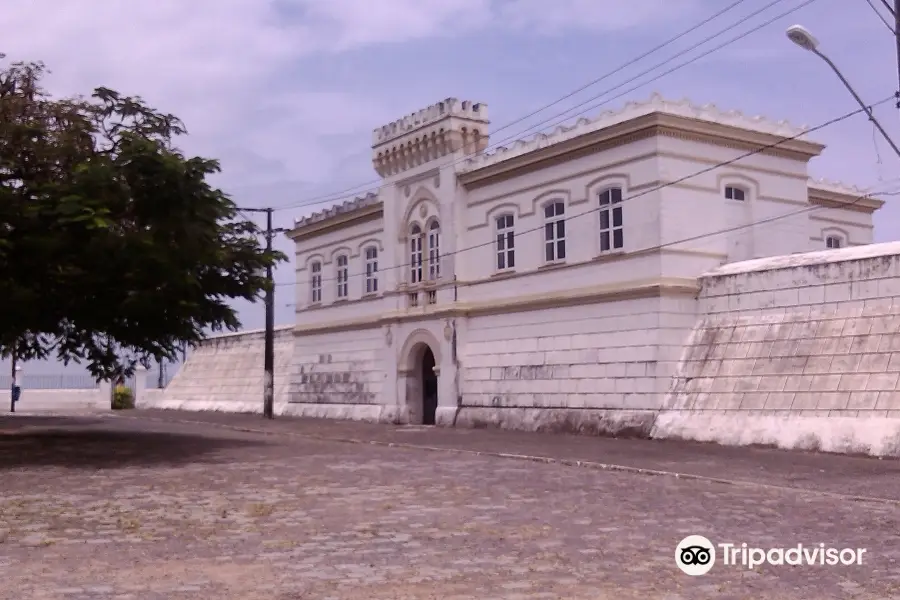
[2,0,899,375]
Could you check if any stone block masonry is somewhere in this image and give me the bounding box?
[286,328,398,422]
[143,241,900,458]
[655,241,900,456]
[461,299,663,411]
[139,325,295,414]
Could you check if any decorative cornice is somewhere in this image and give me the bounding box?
[458,113,823,190]
[808,177,867,196]
[372,98,488,147]
[294,277,701,335]
[286,192,383,240]
[371,98,490,178]
[807,178,884,214]
[460,93,815,173]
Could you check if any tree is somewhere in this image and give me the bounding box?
[0,55,286,379]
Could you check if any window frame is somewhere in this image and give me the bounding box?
[542,200,566,264]
[724,185,747,201]
[427,220,441,280]
[335,254,349,299]
[495,213,515,271]
[825,234,844,249]
[364,246,378,294]
[409,224,423,284]
[309,260,322,304]
[598,186,624,253]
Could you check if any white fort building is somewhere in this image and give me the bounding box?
[280,93,882,431]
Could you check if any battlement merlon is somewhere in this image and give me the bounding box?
[371,98,489,147]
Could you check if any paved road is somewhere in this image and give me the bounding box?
[0,410,898,599]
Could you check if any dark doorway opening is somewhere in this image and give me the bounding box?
[421,346,437,425]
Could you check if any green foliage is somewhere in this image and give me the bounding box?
[0,54,286,378]
[112,384,134,410]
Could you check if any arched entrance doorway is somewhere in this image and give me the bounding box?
[421,346,437,425]
[400,330,442,426]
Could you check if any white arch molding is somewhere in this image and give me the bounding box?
[397,328,442,424]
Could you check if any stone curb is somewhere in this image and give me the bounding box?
[110,413,900,507]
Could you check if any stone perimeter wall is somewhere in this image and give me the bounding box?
[139,326,295,414]
[654,241,900,456]
[141,242,900,457]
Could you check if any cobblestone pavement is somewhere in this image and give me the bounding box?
[1,411,899,599]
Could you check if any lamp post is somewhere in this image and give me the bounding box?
[786,24,900,159]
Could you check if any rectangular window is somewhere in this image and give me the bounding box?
[428,224,441,280]
[410,234,422,283]
[336,255,348,299]
[496,214,515,270]
[725,186,745,201]
[365,247,378,293]
[543,202,566,262]
[599,187,624,252]
[310,262,322,303]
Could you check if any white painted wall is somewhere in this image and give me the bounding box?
[809,210,874,248]
[657,241,900,456]
[151,97,889,457]
[294,217,386,318]
[461,140,660,279]
[287,327,396,421]
[459,298,663,411]
[141,326,294,413]
[657,137,813,261]
[11,388,110,412]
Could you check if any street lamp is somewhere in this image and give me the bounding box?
[786,24,900,159]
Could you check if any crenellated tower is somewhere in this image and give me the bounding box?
[371,98,489,178]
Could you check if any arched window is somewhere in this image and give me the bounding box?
[543,201,566,263]
[598,187,624,252]
[409,224,423,283]
[496,214,515,270]
[309,261,322,303]
[335,254,348,299]
[724,185,746,201]
[428,221,441,280]
[364,246,378,293]
[826,234,843,249]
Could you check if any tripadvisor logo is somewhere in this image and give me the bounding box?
[676,535,715,576]
[675,535,867,575]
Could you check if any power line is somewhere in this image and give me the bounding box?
[864,0,896,32]
[265,0,802,214]
[263,0,749,210]
[280,183,900,308]
[273,95,892,291]
[254,0,811,215]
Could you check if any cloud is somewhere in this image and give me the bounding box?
[497,0,704,34]
[0,0,707,189]
[295,0,494,49]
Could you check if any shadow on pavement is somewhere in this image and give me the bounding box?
[0,418,269,469]
[0,415,107,429]
[130,409,900,499]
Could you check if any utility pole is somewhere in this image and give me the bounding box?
[157,358,165,389]
[894,0,900,108]
[263,207,275,419]
[243,207,278,419]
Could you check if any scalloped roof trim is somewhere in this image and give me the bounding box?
[293,192,382,228]
[459,92,813,173]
